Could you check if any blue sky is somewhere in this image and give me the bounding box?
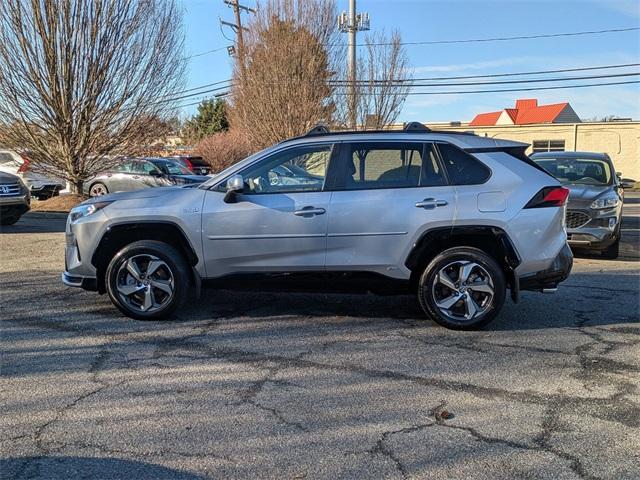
[180,0,640,122]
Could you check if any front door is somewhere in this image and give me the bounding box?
[201,143,336,278]
[326,141,457,279]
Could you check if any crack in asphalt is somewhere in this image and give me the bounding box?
[3,291,639,479]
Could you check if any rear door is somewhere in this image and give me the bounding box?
[325,141,457,279]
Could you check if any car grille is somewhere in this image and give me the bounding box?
[0,183,21,196]
[566,210,591,229]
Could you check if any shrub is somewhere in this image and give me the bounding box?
[193,129,253,174]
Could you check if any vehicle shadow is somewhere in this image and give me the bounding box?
[0,212,66,234]
[0,457,204,480]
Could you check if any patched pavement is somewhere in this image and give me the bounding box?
[1,198,639,479]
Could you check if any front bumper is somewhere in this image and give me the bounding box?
[566,206,620,250]
[62,271,97,291]
[519,243,573,292]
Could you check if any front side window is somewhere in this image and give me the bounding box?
[438,143,490,185]
[240,144,331,194]
[341,142,445,190]
[114,161,135,173]
[151,160,191,175]
[134,161,162,175]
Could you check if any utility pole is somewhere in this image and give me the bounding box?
[220,0,255,61]
[338,0,370,128]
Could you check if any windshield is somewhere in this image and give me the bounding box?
[150,160,192,175]
[533,157,612,186]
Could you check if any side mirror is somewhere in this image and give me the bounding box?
[224,174,244,203]
[149,170,163,177]
[620,178,636,189]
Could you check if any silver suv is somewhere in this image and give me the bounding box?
[62,124,573,329]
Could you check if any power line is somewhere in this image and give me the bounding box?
[355,63,640,83]
[333,71,640,88]
[183,46,229,60]
[390,80,640,96]
[353,26,640,47]
[174,79,639,107]
[184,26,640,60]
[169,63,639,96]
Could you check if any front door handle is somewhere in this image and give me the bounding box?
[293,206,326,217]
[415,198,448,209]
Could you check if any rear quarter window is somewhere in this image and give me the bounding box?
[438,143,491,185]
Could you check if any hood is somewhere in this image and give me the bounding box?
[81,186,185,205]
[0,171,20,183]
[566,184,612,202]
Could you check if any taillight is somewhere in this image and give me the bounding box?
[184,159,193,171]
[525,186,569,208]
[17,155,30,173]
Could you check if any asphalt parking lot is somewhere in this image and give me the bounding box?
[1,196,639,480]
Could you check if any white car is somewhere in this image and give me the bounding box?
[0,150,65,199]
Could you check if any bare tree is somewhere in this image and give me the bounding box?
[0,0,186,192]
[333,30,412,130]
[229,0,340,149]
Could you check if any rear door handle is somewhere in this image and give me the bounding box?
[415,198,448,209]
[293,206,326,217]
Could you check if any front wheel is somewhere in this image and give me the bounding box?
[418,247,506,330]
[105,240,190,320]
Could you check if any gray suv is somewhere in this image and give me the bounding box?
[62,124,573,329]
[531,151,626,258]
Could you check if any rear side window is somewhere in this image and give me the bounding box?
[341,142,446,190]
[438,143,490,185]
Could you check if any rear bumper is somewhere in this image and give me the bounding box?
[519,243,573,292]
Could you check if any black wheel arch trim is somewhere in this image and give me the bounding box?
[91,221,200,293]
[405,225,521,302]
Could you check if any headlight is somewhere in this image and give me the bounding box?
[590,194,619,209]
[70,201,112,222]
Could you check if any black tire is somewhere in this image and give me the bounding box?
[418,247,506,330]
[601,236,620,259]
[105,240,190,320]
[0,214,20,226]
[89,182,109,197]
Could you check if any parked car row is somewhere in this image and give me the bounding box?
[0,150,64,199]
[84,157,210,197]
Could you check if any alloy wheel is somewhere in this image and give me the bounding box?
[431,260,494,322]
[90,184,107,196]
[115,254,175,313]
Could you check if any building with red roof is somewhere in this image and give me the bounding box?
[469,99,581,126]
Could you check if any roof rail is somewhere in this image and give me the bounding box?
[305,125,330,136]
[403,122,431,132]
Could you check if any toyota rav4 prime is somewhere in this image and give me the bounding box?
[62,123,573,330]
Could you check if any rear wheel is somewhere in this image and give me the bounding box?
[105,240,190,320]
[90,182,108,197]
[418,247,506,330]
